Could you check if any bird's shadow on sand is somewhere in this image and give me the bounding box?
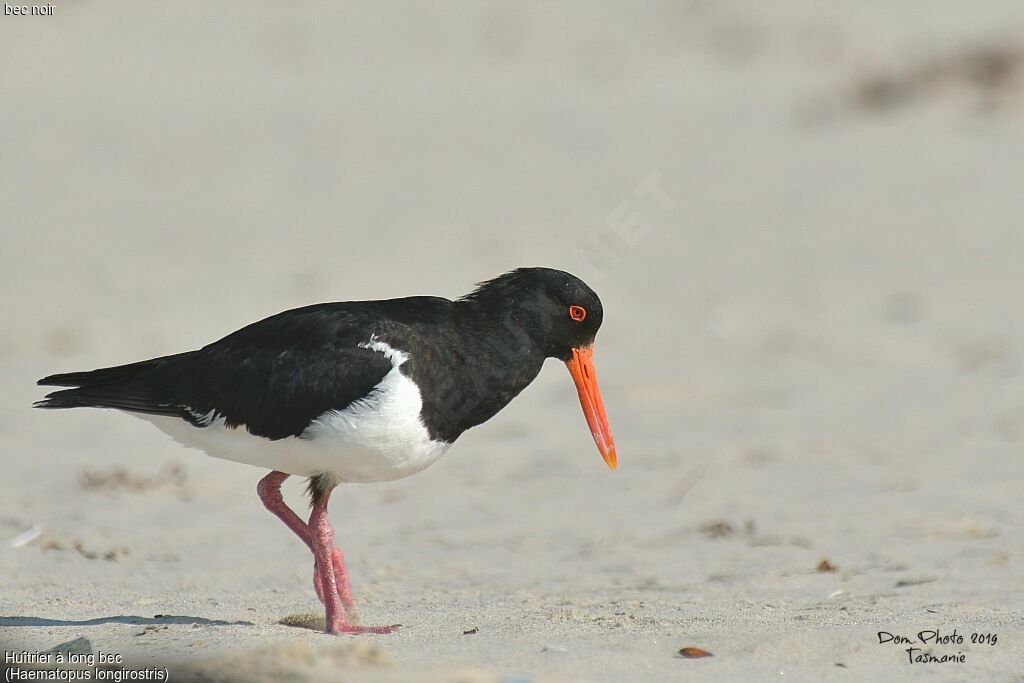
[0,615,253,627]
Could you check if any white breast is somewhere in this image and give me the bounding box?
[139,339,452,483]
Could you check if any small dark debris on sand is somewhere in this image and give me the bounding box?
[79,461,189,499]
[698,520,736,539]
[678,646,714,658]
[135,625,169,637]
[73,541,130,561]
[896,576,938,588]
[817,559,838,572]
[854,42,1022,113]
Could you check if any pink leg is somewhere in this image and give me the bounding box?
[257,471,311,545]
[325,544,357,615]
[256,472,357,614]
[308,487,398,635]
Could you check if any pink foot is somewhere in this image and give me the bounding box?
[261,472,399,636]
[258,472,360,618]
[308,487,398,636]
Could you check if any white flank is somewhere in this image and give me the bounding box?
[139,337,451,483]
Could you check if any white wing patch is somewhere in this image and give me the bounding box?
[138,337,452,483]
[187,408,220,426]
[358,337,409,364]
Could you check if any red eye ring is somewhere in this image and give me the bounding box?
[569,305,587,322]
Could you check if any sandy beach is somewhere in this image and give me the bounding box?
[2,2,1023,681]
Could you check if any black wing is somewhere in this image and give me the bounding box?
[36,305,396,440]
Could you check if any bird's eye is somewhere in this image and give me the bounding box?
[568,305,587,322]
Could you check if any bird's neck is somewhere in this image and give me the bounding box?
[452,294,552,356]
[412,300,547,442]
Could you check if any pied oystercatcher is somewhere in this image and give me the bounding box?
[35,267,616,635]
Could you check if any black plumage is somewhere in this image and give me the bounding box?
[34,267,616,636]
[36,268,605,445]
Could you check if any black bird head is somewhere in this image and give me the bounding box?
[459,267,616,469]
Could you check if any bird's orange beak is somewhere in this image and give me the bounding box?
[565,345,617,470]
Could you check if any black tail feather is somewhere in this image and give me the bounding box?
[34,385,185,419]
[35,352,193,418]
[37,353,189,388]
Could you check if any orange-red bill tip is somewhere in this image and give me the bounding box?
[604,446,618,470]
[564,346,617,471]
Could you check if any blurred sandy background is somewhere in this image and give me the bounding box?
[2,2,1023,682]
